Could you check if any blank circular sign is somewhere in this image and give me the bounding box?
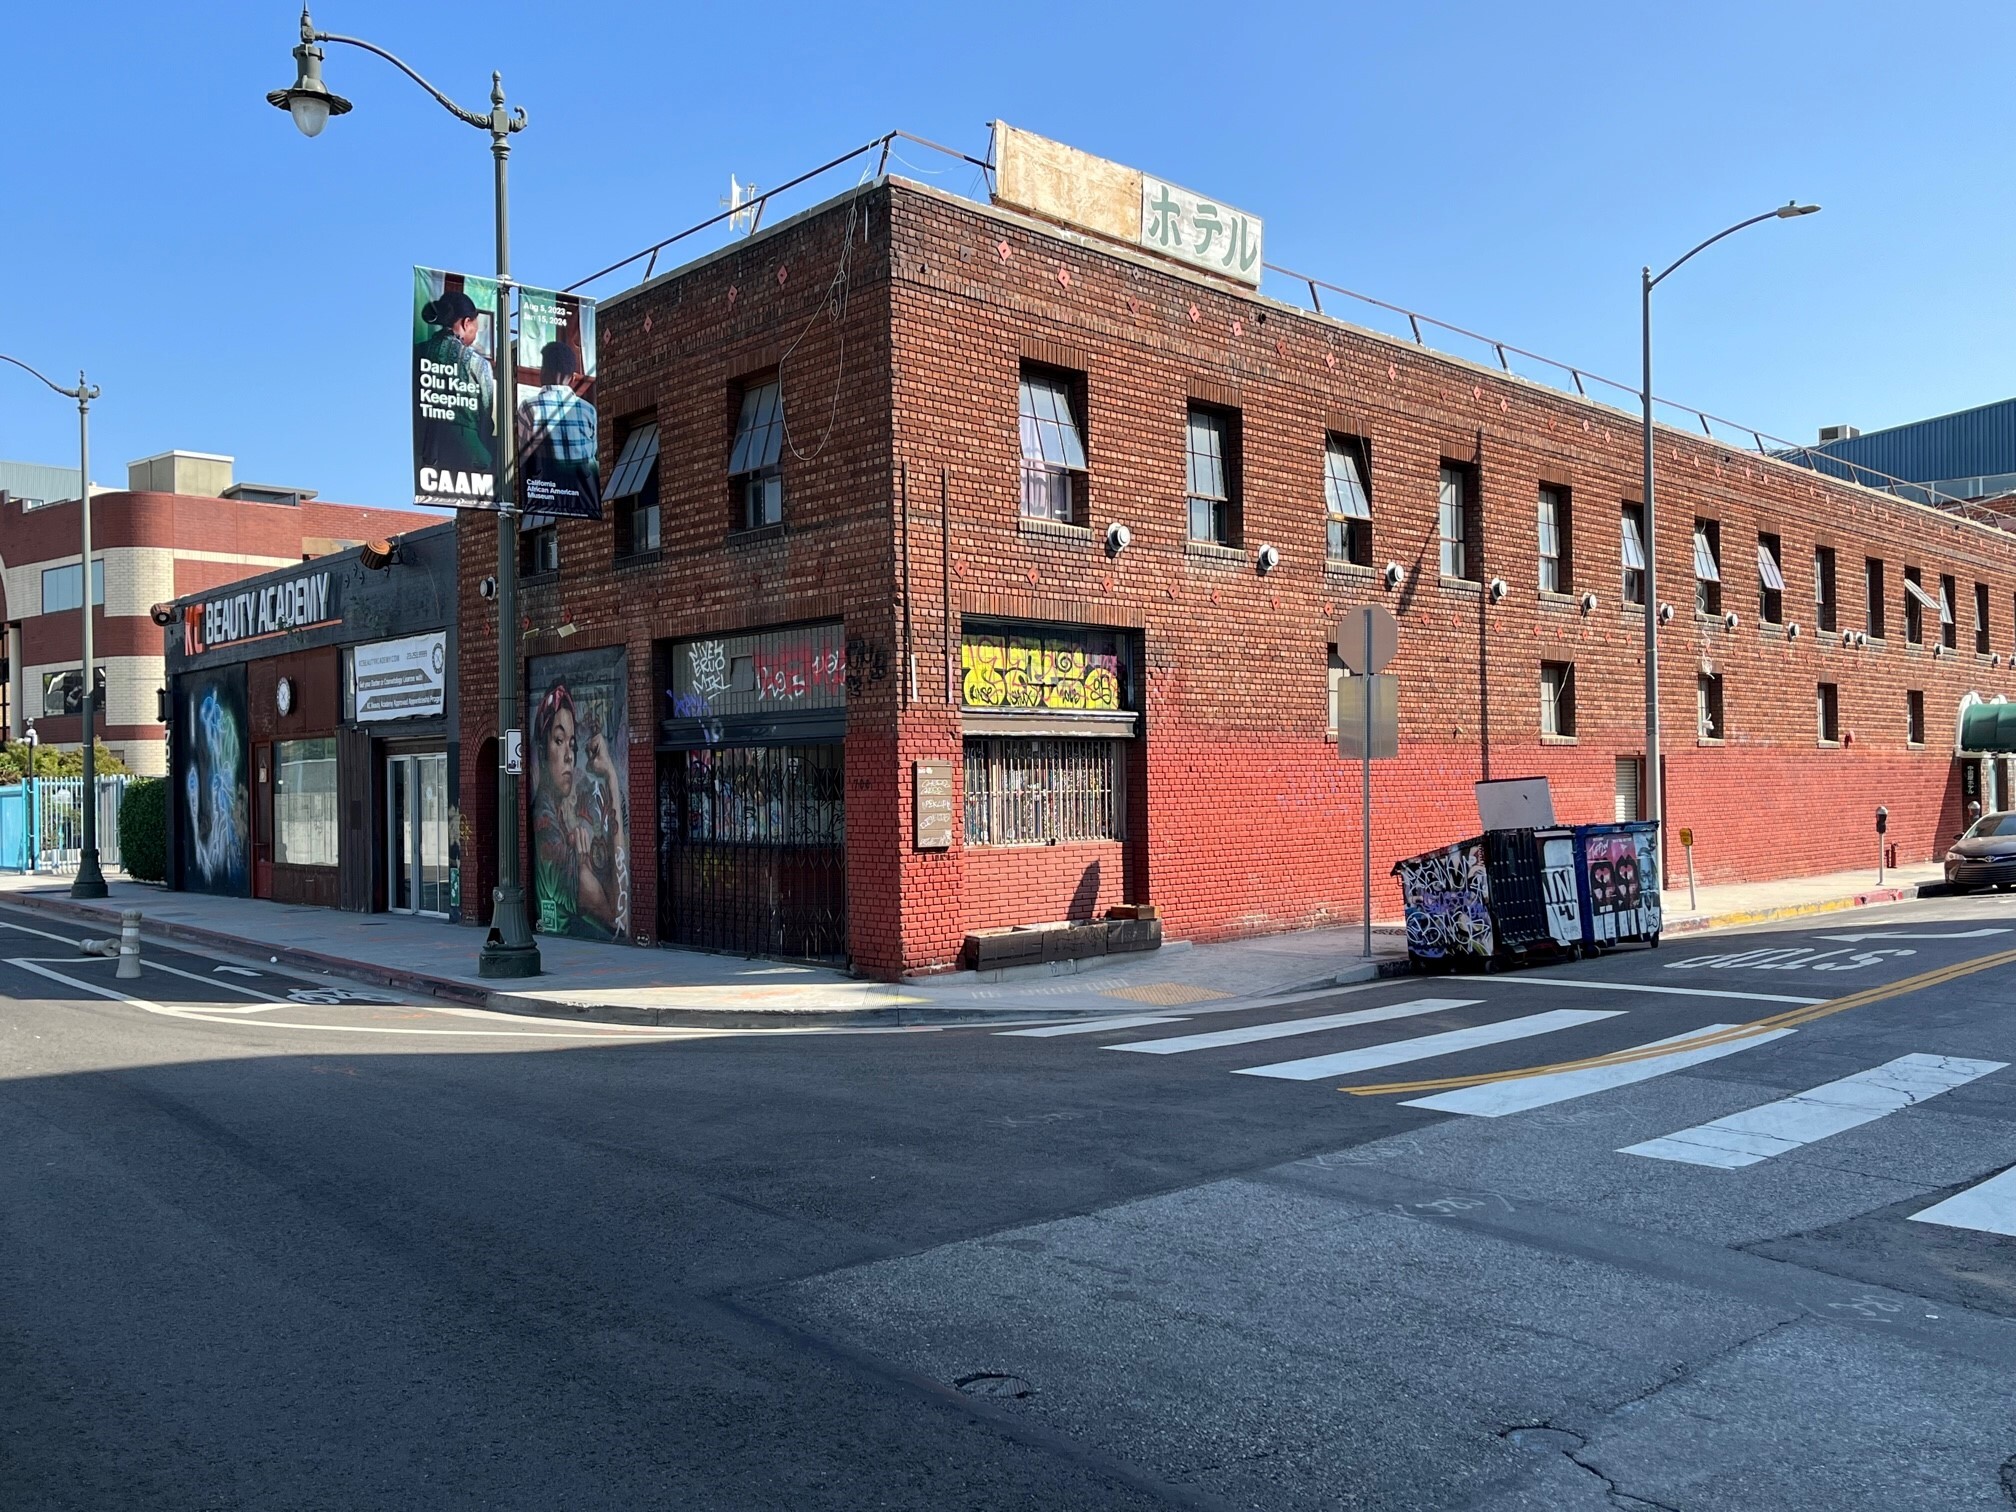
[1336,605,1398,675]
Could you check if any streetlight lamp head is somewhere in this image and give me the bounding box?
[267,14,351,138]
[1776,201,1821,218]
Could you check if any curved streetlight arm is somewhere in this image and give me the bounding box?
[310,25,527,137]
[1649,204,1812,289]
[0,352,96,404]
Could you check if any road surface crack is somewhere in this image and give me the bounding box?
[1498,1423,1680,1511]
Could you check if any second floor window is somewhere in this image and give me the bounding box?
[1621,503,1646,605]
[1941,574,1958,650]
[1693,520,1721,617]
[1019,366,1087,523]
[1439,463,1475,580]
[1866,558,1886,638]
[520,517,558,576]
[1815,546,1838,632]
[729,378,786,530]
[1698,672,1724,741]
[1540,661,1576,737]
[1907,688,1926,745]
[607,419,661,557]
[1817,682,1840,743]
[1537,486,1570,593]
[1324,435,1372,565]
[1977,583,1992,655]
[1904,567,1934,644]
[1186,404,1238,546]
[1757,533,1784,624]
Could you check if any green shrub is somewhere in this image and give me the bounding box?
[120,778,168,883]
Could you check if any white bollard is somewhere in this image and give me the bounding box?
[116,910,142,979]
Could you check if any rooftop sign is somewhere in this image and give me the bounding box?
[991,123,1264,288]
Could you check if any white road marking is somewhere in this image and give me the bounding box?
[213,965,264,978]
[1814,928,2011,942]
[1235,1008,1622,1082]
[1620,1054,2008,1168]
[1403,1025,1795,1117]
[1107,998,1480,1056]
[1909,1166,2016,1238]
[1490,976,1825,1005]
[0,918,91,947]
[998,1014,1190,1037]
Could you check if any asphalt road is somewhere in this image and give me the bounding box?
[4,895,2015,1510]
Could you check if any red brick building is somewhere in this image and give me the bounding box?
[457,166,2016,980]
[2,449,432,774]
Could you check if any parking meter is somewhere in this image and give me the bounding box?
[1875,806,1888,886]
[1875,806,1888,835]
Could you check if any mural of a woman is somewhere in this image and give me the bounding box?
[530,682,629,940]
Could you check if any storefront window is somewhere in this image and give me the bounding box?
[274,737,338,866]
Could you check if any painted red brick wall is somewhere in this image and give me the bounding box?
[965,841,1126,932]
[457,176,2016,980]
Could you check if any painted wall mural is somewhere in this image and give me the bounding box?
[1394,839,1494,960]
[960,626,1126,711]
[529,646,631,941]
[178,666,250,896]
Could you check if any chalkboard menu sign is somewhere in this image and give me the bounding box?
[914,760,954,849]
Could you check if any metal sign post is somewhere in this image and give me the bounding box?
[1336,607,1399,959]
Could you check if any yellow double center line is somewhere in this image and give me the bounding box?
[1343,945,2016,1098]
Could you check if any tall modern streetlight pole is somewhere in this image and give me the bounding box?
[1,353,107,898]
[1640,201,1819,840]
[268,7,540,976]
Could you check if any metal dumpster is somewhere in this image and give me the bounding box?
[1567,821,1662,949]
[1393,828,1582,972]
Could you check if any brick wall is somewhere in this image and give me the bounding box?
[455,177,2016,980]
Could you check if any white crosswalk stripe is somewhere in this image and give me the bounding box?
[997,1014,1191,1037]
[1403,1025,1795,1117]
[1620,1054,2007,1168]
[1105,998,1480,1056]
[1233,1008,1620,1083]
[1909,1165,2016,1238]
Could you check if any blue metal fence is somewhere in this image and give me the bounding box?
[0,776,131,874]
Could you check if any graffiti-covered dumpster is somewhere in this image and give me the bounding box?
[1393,829,1582,972]
[1567,821,1663,949]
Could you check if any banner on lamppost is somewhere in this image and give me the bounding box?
[411,266,501,509]
[515,285,601,520]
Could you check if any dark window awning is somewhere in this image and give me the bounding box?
[1959,701,2016,752]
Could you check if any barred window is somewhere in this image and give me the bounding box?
[963,737,1123,846]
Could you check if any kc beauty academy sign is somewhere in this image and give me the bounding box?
[181,570,338,658]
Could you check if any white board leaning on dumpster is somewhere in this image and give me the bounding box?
[1476,776,1556,832]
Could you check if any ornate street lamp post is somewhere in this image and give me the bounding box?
[269,7,539,975]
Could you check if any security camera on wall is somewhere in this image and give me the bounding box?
[149,603,174,627]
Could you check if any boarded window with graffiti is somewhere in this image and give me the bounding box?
[959,625,1130,712]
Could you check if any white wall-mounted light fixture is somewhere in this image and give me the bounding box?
[1579,591,1597,614]
[478,575,499,600]
[1383,562,1405,590]
[1787,621,1801,639]
[1256,543,1281,573]
[1105,522,1132,555]
[1724,611,1740,631]
[1658,602,1675,625]
[1488,577,1508,602]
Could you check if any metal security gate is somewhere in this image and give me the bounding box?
[659,744,846,961]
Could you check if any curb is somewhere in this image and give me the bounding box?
[1660,886,1910,936]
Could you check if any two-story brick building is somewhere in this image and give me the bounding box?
[456,142,2016,980]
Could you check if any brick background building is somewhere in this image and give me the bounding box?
[2,449,432,773]
[457,173,2016,980]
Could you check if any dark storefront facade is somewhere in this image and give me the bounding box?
[165,522,460,919]
[653,622,848,960]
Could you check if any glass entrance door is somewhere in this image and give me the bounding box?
[387,751,450,917]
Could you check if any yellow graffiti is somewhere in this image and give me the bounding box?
[959,632,1122,712]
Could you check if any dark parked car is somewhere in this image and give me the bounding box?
[1944,812,2016,892]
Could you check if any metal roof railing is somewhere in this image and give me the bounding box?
[568,130,2011,535]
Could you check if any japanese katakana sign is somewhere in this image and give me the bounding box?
[1138,175,1264,286]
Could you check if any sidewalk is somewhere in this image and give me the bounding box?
[0,860,1942,1029]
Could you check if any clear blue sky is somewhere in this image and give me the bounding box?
[4,0,2009,508]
